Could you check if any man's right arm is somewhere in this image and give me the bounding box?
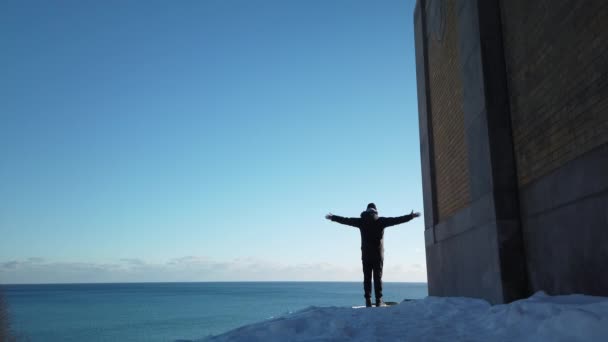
[325,213,360,228]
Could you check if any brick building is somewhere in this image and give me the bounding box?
[414,0,608,304]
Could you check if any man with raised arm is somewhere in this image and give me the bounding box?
[325,203,421,307]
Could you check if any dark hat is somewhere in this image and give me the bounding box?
[367,203,377,210]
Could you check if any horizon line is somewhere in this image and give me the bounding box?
[1,280,429,286]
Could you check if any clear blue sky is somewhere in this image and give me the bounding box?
[0,0,424,283]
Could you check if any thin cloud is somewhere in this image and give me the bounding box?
[118,258,147,267]
[0,257,427,284]
[0,262,19,270]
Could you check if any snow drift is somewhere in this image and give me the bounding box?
[202,292,608,341]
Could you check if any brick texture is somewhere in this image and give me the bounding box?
[500,0,608,187]
[427,0,471,222]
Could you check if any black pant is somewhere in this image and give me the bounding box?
[362,258,383,299]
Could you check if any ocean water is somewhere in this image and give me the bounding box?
[3,282,428,342]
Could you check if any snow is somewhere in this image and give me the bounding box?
[201,292,608,341]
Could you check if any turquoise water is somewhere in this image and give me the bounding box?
[3,282,428,341]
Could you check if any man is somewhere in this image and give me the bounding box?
[325,203,420,307]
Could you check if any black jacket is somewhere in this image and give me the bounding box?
[331,210,414,261]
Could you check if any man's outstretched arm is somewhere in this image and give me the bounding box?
[325,213,361,228]
[380,210,421,228]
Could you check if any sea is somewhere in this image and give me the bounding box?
[2,282,428,342]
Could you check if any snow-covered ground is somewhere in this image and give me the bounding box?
[202,292,608,341]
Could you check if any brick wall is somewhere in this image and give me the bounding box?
[427,0,470,221]
[500,0,608,187]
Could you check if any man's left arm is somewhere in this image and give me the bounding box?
[380,210,421,228]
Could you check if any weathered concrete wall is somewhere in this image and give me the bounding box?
[500,0,608,295]
[426,0,471,222]
[500,0,608,186]
[416,0,526,304]
[519,145,608,296]
[415,0,608,303]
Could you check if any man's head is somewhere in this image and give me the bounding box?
[367,203,377,212]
